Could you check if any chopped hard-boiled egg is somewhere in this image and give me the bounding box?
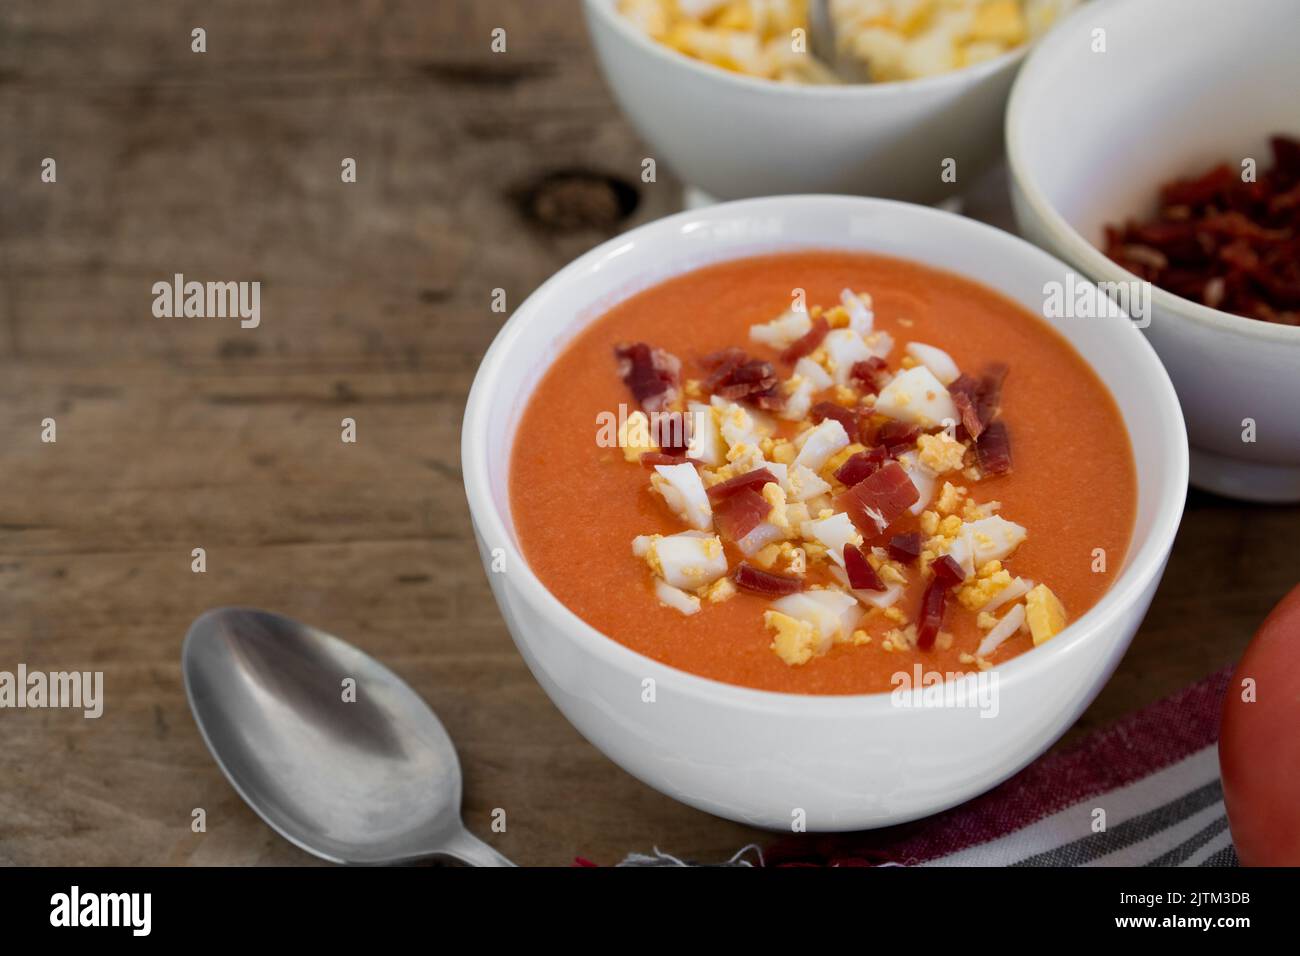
[916,431,967,474]
[655,579,701,616]
[651,462,713,530]
[783,462,832,502]
[799,511,863,566]
[1025,583,1067,645]
[617,409,657,462]
[793,418,850,471]
[822,328,874,387]
[976,602,1025,657]
[686,402,726,466]
[750,308,813,349]
[641,531,728,591]
[768,588,862,663]
[905,341,961,385]
[839,289,874,335]
[896,450,936,515]
[945,515,1027,574]
[873,364,958,428]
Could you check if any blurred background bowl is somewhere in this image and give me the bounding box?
[1007,0,1300,502]
[584,0,1040,204]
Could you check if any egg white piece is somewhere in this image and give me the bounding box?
[685,402,725,466]
[905,341,961,385]
[981,576,1034,614]
[654,578,702,616]
[749,308,812,350]
[873,365,958,428]
[772,589,862,647]
[792,418,849,471]
[840,289,874,336]
[977,603,1026,658]
[794,356,832,391]
[780,375,818,422]
[653,531,728,591]
[783,462,831,502]
[896,450,937,515]
[799,511,862,567]
[945,516,1028,577]
[652,463,713,531]
[822,329,874,387]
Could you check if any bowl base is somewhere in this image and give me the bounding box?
[1190,446,1300,503]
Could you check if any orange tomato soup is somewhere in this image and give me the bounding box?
[510,251,1137,695]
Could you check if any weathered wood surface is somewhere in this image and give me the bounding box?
[0,0,1295,866]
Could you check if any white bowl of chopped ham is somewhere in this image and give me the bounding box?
[462,194,1187,831]
[1007,0,1300,501]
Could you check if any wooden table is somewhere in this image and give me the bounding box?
[1,0,1295,867]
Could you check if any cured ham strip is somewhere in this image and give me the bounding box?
[849,357,890,393]
[916,555,967,650]
[948,374,984,439]
[809,401,859,443]
[976,363,1009,425]
[639,451,698,468]
[705,467,778,502]
[779,316,829,364]
[712,487,771,542]
[843,544,885,591]
[614,342,681,414]
[887,531,923,565]
[834,446,887,487]
[837,461,919,536]
[874,420,920,454]
[702,347,785,409]
[975,420,1013,477]
[733,561,804,597]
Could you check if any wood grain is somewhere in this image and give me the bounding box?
[0,0,1296,866]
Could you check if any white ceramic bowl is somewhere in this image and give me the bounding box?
[1007,0,1300,502]
[462,195,1187,831]
[583,0,1037,204]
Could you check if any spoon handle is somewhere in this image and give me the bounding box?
[436,827,516,867]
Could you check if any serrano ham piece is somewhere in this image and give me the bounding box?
[614,342,681,414]
[837,461,920,536]
[701,348,785,409]
[705,467,778,502]
[948,374,984,439]
[843,544,885,591]
[834,446,887,487]
[733,561,804,597]
[712,487,771,542]
[874,420,921,454]
[916,579,949,651]
[809,401,859,443]
[780,316,829,364]
[975,420,1013,477]
[976,363,1009,425]
[917,554,968,650]
[849,357,890,393]
[887,531,923,565]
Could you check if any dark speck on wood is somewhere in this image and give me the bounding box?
[513,169,640,234]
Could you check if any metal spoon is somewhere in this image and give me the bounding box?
[182,607,513,866]
[808,0,872,83]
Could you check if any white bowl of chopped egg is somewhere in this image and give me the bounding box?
[1006,0,1300,502]
[584,0,1077,203]
[463,194,1187,830]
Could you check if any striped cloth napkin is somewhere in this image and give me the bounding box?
[618,667,1236,867]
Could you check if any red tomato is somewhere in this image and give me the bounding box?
[1220,583,1300,866]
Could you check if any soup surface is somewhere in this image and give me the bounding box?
[510,251,1137,694]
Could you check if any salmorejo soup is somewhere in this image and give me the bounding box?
[510,251,1137,695]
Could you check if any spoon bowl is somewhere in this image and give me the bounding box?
[182,607,511,865]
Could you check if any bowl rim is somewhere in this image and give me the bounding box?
[461,194,1188,716]
[582,0,1031,99]
[1005,0,1300,347]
